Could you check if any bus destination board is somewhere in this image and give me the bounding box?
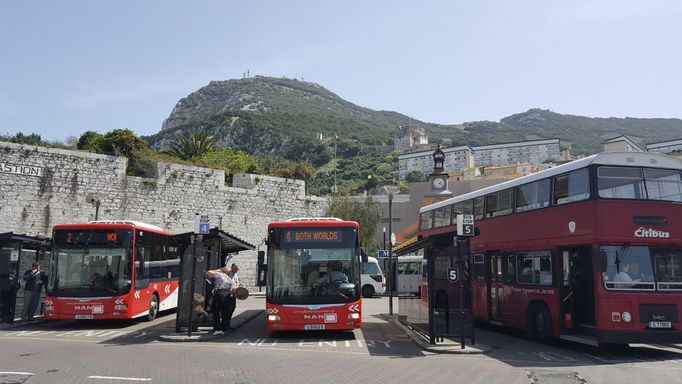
[283,230,344,243]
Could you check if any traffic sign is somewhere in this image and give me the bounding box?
[447,268,458,283]
[194,214,210,235]
[377,250,389,258]
[456,214,474,237]
[390,233,397,246]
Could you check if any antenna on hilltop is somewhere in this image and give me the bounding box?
[247,69,250,78]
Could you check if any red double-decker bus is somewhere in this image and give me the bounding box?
[45,221,179,321]
[419,152,682,346]
[265,218,362,332]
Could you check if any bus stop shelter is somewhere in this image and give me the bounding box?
[0,232,51,324]
[394,233,475,347]
[174,228,255,333]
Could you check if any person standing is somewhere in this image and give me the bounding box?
[205,263,240,335]
[224,263,240,330]
[22,261,47,321]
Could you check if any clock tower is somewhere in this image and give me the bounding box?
[425,145,453,199]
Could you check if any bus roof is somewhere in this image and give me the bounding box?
[53,221,172,235]
[421,152,682,214]
[268,219,359,229]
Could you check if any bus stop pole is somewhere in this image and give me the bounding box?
[187,235,198,337]
[388,193,393,316]
[458,237,465,349]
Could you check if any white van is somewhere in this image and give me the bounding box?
[396,255,422,295]
[360,256,386,298]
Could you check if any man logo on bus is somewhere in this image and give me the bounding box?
[634,227,670,238]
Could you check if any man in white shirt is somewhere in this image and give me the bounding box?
[205,263,240,335]
[613,263,640,288]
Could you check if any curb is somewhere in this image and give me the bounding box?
[0,319,44,331]
[158,309,264,342]
[381,314,491,355]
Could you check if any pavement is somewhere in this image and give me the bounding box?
[158,290,489,354]
[381,313,490,354]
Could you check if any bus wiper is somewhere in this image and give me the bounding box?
[616,244,630,264]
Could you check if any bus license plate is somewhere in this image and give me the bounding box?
[304,324,325,330]
[75,314,93,320]
[649,321,671,328]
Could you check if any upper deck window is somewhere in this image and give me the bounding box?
[515,179,551,212]
[597,166,682,202]
[473,197,485,220]
[644,168,682,202]
[554,168,590,205]
[420,211,433,231]
[597,167,646,199]
[485,188,514,218]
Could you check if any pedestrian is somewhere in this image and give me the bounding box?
[205,263,240,335]
[0,272,18,322]
[22,261,47,321]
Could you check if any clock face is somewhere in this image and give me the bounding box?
[432,177,445,189]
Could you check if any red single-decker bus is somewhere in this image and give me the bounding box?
[45,221,179,321]
[265,218,362,332]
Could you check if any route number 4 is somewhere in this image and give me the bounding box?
[447,268,458,283]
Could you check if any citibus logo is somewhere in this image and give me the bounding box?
[634,227,670,238]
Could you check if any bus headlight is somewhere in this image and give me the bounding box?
[268,315,280,321]
[622,311,632,323]
[348,313,360,320]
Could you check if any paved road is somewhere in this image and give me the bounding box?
[0,297,681,383]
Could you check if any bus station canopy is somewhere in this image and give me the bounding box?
[0,232,51,250]
[174,227,255,253]
[393,237,432,257]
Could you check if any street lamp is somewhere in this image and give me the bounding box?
[332,135,338,194]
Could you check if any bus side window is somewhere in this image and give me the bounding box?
[398,262,409,275]
[135,246,150,289]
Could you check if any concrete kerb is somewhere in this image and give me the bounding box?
[0,318,43,331]
[157,309,264,342]
[382,314,491,355]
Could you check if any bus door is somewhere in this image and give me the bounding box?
[488,253,503,322]
[560,248,595,334]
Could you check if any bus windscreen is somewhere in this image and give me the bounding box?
[268,227,359,305]
[48,229,133,297]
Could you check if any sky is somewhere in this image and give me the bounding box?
[1,0,681,142]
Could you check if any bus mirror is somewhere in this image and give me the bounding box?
[257,251,265,266]
[594,250,607,272]
[257,264,267,286]
[360,250,368,263]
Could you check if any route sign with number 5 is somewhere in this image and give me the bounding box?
[456,214,474,237]
[447,268,458,283]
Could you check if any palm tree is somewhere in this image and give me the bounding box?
[167,130,216,160]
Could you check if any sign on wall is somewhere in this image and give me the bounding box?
[0,162,43,177]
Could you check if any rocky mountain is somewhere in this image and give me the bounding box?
[148,76,682,159]
[147,76,433,165]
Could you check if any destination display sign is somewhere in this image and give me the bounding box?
[283,230,344,243]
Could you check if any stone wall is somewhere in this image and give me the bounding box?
[0,142,328,287]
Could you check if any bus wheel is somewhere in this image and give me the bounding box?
[535,305,552,343]
[147,294,159,321]
[362,285,375,298]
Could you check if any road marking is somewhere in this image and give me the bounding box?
[88,375,151,381]
[0,371,34,375]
